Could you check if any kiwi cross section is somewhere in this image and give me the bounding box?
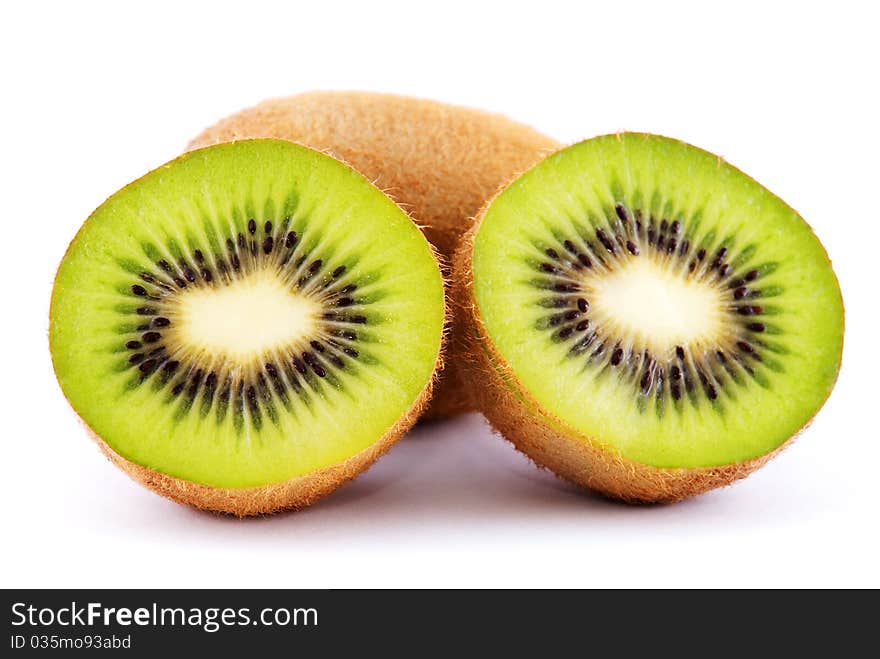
[530,200,776,412]
[122,215,370,433]
[471,133,843,469]
[50,140,445,491]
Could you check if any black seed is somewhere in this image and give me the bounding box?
[230,255,240,270]
[557,327,574,339]
[747,322,766,332]
[148,346,165,357]
[193,250,204,263]
[670,365,681,379]
[737,305,763,315]
[342,346,359,358]
[140,273,155,283]
[173,277,186,288]
[126,340,142,350]
[656,235,665,250]
[303,352,326,378]
[563,240,578,253]
[666,238,677,254]
[336,297,354,307]
[592,343,605,357]
[131,285,147,296]
[641,370,653,392]
[264,221,273,234]
[610,348,623,366]
[577,298,589,312]
[205,372,217,389]
[688,261,697,272]
[201,268,212,282]
[564,309,580,321]
[262,236,274,254]
[226,238,235,251]
[596,229,615,253]
[626,241,639,256]
[172,382,185,396]
[162,361,179,373]
[576,319,590,332]
[716,351,727,362]
[285,231,298,248]
[246,385,258,409]
[670,221,681,234]
[539,262,559,274]
[309,340,325,352]
[615,204,630,223]
[183,267,196,283]
[728,278,745,289]
[309,259,322,273]
[676,346,685,360]
[142,331,161,343]
[679,240,690,256]
[328,354,345,368]
[660,219,668,233]
[349,315,367,324]
[697,248,706,261]
[577,253,592,268]
[737,341,755,354]
[553,282,578,293]
[265,363,278,377]
[332,266,346,279]
[136,307,156,315]
[139,359,158,374]
[158,260,172,273]
[337,284,356,295]
[706,384,718,400]
[718,264,731,277]
[237,233,246,249]
[152,317,170,328]
[647,228,656,245]
[671,382,682,400]
[128,353,145,364]
[338,329,357,341]
[745,269,760,281]
[733,287,749,300]
[545,248,560,260]
[293,357,307,375]
[247,219,256,234]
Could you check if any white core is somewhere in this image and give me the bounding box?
[176,269,319,361]
[589,258,724,352]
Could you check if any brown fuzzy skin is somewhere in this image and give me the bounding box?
[452,207,796,504]
[188,91,560,419]
[84,373,435,517]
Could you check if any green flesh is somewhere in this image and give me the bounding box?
[473,134,843,468]
[51,140,444,488]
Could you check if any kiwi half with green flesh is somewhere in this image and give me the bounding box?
[50,139,445,516]
[188,91,561,419]
[454,133,843,502]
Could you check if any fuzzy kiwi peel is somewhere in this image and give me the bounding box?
[188,91,561,419]
[453,133,843,502]
[50,139,446,515]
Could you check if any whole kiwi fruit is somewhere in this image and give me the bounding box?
[188,91,561,419]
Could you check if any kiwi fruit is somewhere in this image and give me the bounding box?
[188,91,560,418]
[50,139,445,516]
[454,133,843,502]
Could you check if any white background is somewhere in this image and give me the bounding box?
[2,1,877,588]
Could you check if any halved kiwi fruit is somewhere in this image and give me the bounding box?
[188,91,560,418]
[454,133,843,502]
[50,139,445,515]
